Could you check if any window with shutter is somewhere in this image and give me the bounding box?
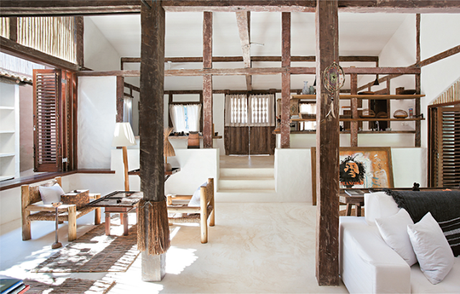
[33,69,61,172]
[428,105,460,187]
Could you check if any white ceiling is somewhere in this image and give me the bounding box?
[88,12,409,90]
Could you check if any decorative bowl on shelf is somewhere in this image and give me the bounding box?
[393,109,408,118]
[360,108,375,118]
[376,111,388,118]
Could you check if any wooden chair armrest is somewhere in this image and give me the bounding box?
[26,203,77,212]
[167,195,192,205]
[88,193,101,200]
[167,206,200,214]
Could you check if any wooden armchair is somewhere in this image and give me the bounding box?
[21,177,101,241]
[167,178,215,243]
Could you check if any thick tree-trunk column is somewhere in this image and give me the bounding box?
[203,11,213,148]
[315,0,340,286]
[350,72,358,147]
[281,12,291,148]
[138,1,170,282]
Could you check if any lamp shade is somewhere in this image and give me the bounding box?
[112,122,136,147]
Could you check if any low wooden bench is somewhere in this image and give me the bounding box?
[167,178,215,243]
[21,177,101,241]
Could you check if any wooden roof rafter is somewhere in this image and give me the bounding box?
[1,0,460,16]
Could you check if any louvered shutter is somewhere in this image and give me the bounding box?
[33,69,61,172]
[429,105,460,187]
[440,107,460,187]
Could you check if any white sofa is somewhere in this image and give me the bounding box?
[339,192,460,294]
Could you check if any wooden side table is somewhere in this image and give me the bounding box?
[339,193,364,216]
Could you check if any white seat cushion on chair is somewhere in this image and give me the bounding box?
[364,191,400,225]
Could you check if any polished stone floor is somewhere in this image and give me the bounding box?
[0,203,348,293]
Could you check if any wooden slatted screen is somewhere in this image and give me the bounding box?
[33,69,61,172]
[429,105,460,187]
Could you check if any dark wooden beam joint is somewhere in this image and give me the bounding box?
[116,76,124,122]
[315,0,340,286]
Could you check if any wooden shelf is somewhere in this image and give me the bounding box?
[274,129,416,135]
[291,94,425,100]
[169,135,222,139]
[291,117,424,122]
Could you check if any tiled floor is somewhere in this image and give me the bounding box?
[0,203,348,293]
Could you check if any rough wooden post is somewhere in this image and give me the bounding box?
[315,0,340,286]
[75,16,84,69]
[21,185,31,240]
[67,205,77,241]
[9,17,17,42]
[281,12,291,148]
[139,1,169,282]
[203,11,213,148]
[116,76,124,123]
[415,13,421,147]
[350,72,358,147]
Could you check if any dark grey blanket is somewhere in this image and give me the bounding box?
[383,189,460,257]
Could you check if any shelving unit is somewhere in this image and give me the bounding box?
[284,93,425,146]
[0,82,20,181]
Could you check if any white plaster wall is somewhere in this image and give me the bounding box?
[164,149,219,195]
[84,18,121,71]
[420,14,460,149]
[78,76,117,169]
[275,148,312,202]
[213,93,225,154]
[279,133,415,148]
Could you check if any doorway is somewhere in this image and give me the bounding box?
[224,94,275,155]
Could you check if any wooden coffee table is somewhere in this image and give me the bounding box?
[87,191,143,236]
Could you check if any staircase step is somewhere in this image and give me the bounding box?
[220,167,274,178]
[218,178,275,190]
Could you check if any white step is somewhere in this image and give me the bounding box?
[220,167,274,178]
[218,178,275,190]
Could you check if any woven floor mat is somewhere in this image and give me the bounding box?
[24,277,115,294]
[33,224,139,273]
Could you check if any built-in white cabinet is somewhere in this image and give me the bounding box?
[0,82,20,181]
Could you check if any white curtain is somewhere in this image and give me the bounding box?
[225,94,248,127]
[170,104,186,133]
[248,94,275,126]
[187,104,201,132]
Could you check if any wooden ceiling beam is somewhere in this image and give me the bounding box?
[236,11,252,91]
[2,1,458,16]
[0,36,79,71]
[78,66,419,77]
[121,56,379,64]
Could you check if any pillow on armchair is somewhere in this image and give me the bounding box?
[39,183,65,204]
[188,182,207,207]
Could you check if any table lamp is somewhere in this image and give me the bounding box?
[112,122,136,191]
[164,127,176,171]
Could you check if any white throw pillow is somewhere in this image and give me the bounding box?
[407,212,455,285]
[364,192,400,225]
[375,208,417,266]
[39,183,65,204]
[188,182,207,207]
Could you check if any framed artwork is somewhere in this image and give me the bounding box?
[311,147,394,205]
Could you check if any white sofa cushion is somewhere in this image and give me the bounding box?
[375,208,417,266]
[408,212,455,285]
[364,192,400,225]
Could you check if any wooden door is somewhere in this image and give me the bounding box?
[224,126,249,155]
[249,126,275,155]
[428,105,460,187]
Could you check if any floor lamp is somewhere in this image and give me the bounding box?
[112,122,136,191]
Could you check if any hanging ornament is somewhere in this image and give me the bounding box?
[322,62,345,119]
